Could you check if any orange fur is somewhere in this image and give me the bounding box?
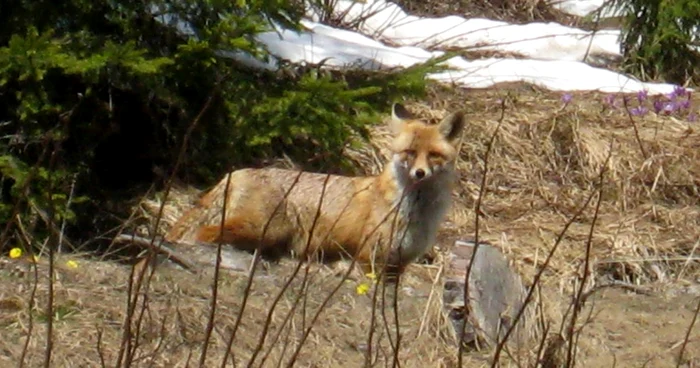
[165,103,466,276]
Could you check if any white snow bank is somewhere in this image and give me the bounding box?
[309,0,622,62]
[260,20,442,70]
[548,0,623,18]
[153,0,685,96]
[433,57,668,93]
[245,19,678,94]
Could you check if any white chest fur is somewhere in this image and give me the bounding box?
[391,164,454,263]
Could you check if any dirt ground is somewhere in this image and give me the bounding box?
[578,287,700,367]
[1,85,699,367]
[0,254,698,367]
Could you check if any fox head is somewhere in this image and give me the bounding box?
[388,103,466,183]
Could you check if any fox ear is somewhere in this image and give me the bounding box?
[391,103,414,121]
[437,111,466,143]
[389,103,413,134]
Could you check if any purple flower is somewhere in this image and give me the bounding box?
[630,106,649,116]
[678,99,691,109]
[604,94,615,106]
[674,85,687,97]
[637,89,648,102]
[662,101,677,114]
[653,100,664,114]
[561,93,573,104]
[667,85,687,101]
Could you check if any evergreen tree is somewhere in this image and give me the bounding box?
[607,0,699,84]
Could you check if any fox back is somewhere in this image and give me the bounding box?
[165,103,466,276]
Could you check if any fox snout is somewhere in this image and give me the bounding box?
[398,151,439,182]
[412,167,427,180]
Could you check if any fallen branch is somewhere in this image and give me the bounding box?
[113,234,198,272]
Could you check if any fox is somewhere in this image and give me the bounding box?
[164,103,466,278]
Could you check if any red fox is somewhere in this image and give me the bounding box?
[165,103,465,277]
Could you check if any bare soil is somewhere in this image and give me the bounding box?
[0,254,698,367]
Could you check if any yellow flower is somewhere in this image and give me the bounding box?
[66,260,79,269]
[365,272,377,282]
[356,283,370,295]
[9,248,22,259]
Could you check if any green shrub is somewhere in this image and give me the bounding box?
[607,0,699,85]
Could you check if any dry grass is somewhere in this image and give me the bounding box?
[0,253,486,367]
[2,84,699,367]
[345,85,700,289]
[390,0,577,26]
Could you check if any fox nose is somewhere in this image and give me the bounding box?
[414,168,425,179]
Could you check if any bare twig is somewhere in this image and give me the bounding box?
[132,313,170,367]
[676,296,700,368]
[257,264,314,368]
[96,326,107,368]
[97,184,156,258]
[18,239,43,368]
[112,234,198,271]
[365,250,384,368]
[57,173,77,253]
[534,322,551,366]
[458,97,506,366]
[43,140,62,368]
[391,274,402,368]
[199,172,234,368]
[221,170,306,367]
[29,202,78,253]
[622,97,648,160]
[283,188,412,367]
[116,74,224,368]
[565,139,613,367]
[246,174,332,368]
[491,169,601,367]
[115,255,141,368]
[379,272,399,367]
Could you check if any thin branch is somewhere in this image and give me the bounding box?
[676,296,700,368]
[257,264,314,368]
[246,174,332,368]
[491,170,601,367]
[622,97,648,160]
[116,74,224,368]
[221,170,306,367]
[566,139,613,366]
[458,97,506,366]
[18,237,43,368]
[57,173,77,253]
[199,172,234,368]
[43,140,62,368]
[113,234,198,271]
[391,273,402,368]
[282,188,412,368]
[96,326,107,368]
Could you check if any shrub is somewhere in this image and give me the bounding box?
[607,0,699,85]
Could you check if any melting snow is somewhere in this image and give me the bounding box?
[549,0,623,18]
[157,0,688,95]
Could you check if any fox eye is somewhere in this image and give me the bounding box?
[403,149,416,158]
[428,151,442,159]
